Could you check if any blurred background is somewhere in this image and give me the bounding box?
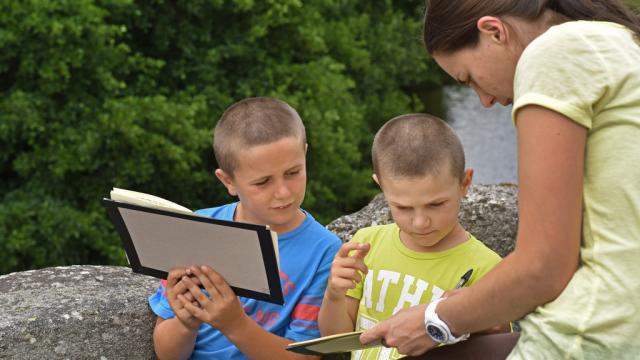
[2,0,638,275]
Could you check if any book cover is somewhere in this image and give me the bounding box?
[103,188,283,305]
[286,330,382,355]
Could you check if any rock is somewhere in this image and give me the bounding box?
[0,184,518,358]
[328,184,518,257]
[0,265,158,359]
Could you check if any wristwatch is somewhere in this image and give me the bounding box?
[424,298,470,344]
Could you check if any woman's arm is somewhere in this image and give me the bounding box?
[442,105,585,332]
[361,105,586,355]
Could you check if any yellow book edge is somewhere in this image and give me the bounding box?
[286,330,382,355]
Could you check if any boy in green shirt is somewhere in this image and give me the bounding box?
[319,114,505,359]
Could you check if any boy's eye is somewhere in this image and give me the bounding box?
[286,170,301,176]
[253,179,269,186]
[430,201,446,207]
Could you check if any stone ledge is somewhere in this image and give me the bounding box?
[0,265,158,359]
[0,184,518,359]
[328,184,518,257]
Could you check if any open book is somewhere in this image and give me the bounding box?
[103,188,283,305]
[109,188,193,214]
[286,330,383,355]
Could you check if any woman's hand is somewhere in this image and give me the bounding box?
[360,303,437,356]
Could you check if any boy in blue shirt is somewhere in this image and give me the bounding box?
[149,97,342,359]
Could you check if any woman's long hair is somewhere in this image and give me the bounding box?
[423,0,640,54]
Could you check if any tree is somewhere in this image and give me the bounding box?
[0,0,441,274]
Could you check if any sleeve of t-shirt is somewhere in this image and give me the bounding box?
[465,241,503,286]
[148,279,177,320]
[345,230,367,301]
[512,25,612,129]
[284,235,342,342]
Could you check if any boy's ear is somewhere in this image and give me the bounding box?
[372,173,381,186]
[461,168,474,195]
[215,169,238,197]
[477,16,508,44]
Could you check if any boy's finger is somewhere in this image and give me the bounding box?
[198,266,232,298]
[353,243,371,259]
[171,294,186,311]
[179,294,206,320]
[347,257,369,274]
[337,242,368,257]
[167,268,187,287]
[331,278,359,291]
[334,267,364,284]
[335,256,368,275]
[189,266,221,300]
[182,276,212,306]
[174,307,192,322]
[172,279,188,295]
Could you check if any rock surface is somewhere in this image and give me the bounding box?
[0,265,158,359]
[0,184,518,359]
[328,184,518,257]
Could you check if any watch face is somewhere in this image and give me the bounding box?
[427,324,446,342]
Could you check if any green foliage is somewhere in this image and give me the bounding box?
[0,0,440,274]
[628,0,640,9]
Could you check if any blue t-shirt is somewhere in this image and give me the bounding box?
[149,202,341,360]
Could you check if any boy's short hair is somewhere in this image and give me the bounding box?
[372,113,465,182]
[213,97,306,176]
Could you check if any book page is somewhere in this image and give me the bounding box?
[270,230,280,267]
[110,188,192,214]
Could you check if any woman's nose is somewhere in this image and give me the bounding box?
[477,92,496,108]
[472,86,496,108]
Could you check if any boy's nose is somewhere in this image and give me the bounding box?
[274,182,292,199]
[412,214,430,230]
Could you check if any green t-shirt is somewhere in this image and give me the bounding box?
[346,223,502,360]
[510,21,640,359]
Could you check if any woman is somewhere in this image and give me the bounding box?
[360,0,640,358]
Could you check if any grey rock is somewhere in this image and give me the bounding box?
[0,265,158,359]
[328,184,518,257]
[0,184,518,359]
